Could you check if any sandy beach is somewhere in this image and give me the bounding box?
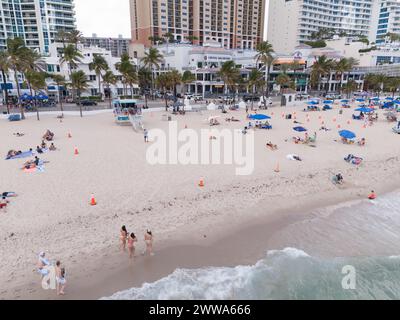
[1,103,400,299]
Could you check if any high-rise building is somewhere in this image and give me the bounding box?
[130,0,266,50]
[0,0,76,54]
[83,34,130,57]
[373,0,400,44]
[267,0,376,54]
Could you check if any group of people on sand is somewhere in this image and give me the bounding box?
[0,192,17,212]
[120,226,154,259]
[37,252,67,296]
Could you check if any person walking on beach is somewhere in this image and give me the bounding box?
[120,226,128,252]
[127,233,138,259]
[144,129,149,143]
[143,230,154,256]
[55,261,67,295]
[0,196,9,211]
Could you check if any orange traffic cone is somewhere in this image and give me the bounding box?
[90,194,97,206]
[198,178,205,187]
[333,118,337,122]
[347,120,351,125]
[74,147,79,155]
[274,162,280,173]
[337,124,341,129]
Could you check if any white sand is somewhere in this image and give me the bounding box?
[1,103,400,298]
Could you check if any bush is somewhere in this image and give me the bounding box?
[359,46,377,53]
[303,40,327,48]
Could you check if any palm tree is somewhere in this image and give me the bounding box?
[125,68,138,98]
[116,53,136,97]
[102,71,117,108]
[385,77,400,97]
[373,74,388,97]
[156,73,172,111]
[60,44,83,76]
[70,70,88,117]
[181,70,196,96]
[51,74,66,116]
[343,79,358,98]
[288,61,302,90]
[89,54,109,99]
[7,37,32,119]
[0,51,11,114]
[25,70,47,120]
[275,73,293,94]
[256,41,275,104]
[141,48,163,97]
[218,60,240,99]
[138,67,152,108]
[55,30,69,49]
[166,70,182,99]
[310,55,334,93]
[67,30,83,48]
[247,69,264,109]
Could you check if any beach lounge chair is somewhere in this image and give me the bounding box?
[8,114,21,122]
[352,114,362,120]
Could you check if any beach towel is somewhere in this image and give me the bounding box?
[23,165,45,173]
[6,150,34,160]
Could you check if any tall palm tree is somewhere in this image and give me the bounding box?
[138,67,152,108]
[0,51,11,114]
[181,70,196,95]
[141,48,163,97]
[115,53,136,97]
[256,41,275,104]
[25,70,46,120]
[67,30,83,48]
[247,69,264,109]
[385,77,400,97]
[70,70,88,117]
[343,79,358,98]
[156,73,172,111]
[55,30,69,49]
[310,55,334,93]
[102,70,117,108]
[276,73,293,94]
[125,68,138,98]
[89,54,109,99]
[60,44,83,76]
[7,37,32,119]
[51,74,66,116]
[218,60,240,99]
[334,58,350,94]
[166,70,182,99]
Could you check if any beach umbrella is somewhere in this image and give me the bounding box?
[293,126,307,132]
[307,101,319,105]
[341,99,349,103]
[386,97,394,101]
[355,107,374,113]
[20,93,33,101]
[323,100,333,104]
[339,130,356,139]
[394,100,400,104]
[249,114,271,120]
[355,98,365,102]
[371,97,380,101]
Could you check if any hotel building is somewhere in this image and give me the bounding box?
[0,0,76,54]
[130,0,266,50]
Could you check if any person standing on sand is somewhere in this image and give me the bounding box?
[0,196,9,211]
[144,129,149,143]
[120,226,128,252]
[127,233,138,259]
[55,261,67,295]
[143,230,154,256]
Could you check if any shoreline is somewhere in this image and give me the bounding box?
[1,107,400,300]
[6,158,400,300]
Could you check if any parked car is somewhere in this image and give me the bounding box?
[77,100,97,106]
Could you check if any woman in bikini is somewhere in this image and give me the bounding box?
[127,233,138,259]
[144,230,154,256]
[120,226,128,252]
[55,261,67,295]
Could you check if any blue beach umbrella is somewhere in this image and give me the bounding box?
[307,100,319,105]
[20,93,33,101]
[371,97,380,101]
[293,126,307,132]
[355,98,365,102]
[323,100,333,104]
[355,107,374,113]
[339,130,356,139]
[249,114,271,120]
[341,99,349,103]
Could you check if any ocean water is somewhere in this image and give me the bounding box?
[105,192,400,300]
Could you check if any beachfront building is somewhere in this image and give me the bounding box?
[0,43,139,102]
[83,34,131,57]
[130,0,266,50]
[0,0,76,54]
[146,41,364,97]
[373,0,400,44]
[267,0,376,54]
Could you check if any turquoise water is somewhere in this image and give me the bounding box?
[105,192,400,300]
